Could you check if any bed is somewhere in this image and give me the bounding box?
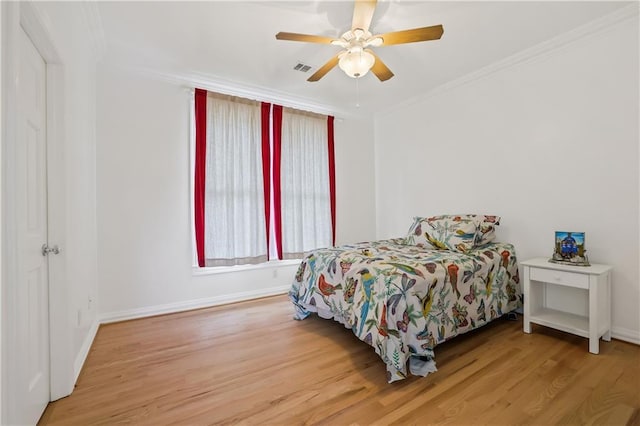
[289,214,521,382]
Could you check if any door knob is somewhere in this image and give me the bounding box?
[41,244,61,256]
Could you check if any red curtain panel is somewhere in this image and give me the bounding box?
[194,89,208,267]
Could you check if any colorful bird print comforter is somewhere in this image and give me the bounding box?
[289,239,521,382]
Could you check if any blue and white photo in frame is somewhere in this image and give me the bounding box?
[551,231,590,266]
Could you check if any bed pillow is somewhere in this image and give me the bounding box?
[405,214,500,250]
[474,215,500,246]
[427,214,500,247]
[425,216,481,252]
[405,217,428,247]
[405,215,480,253]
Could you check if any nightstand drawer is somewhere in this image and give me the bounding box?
[530,267,589,289]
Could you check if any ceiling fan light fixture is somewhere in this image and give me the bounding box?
[275,0,444,82]
[331,39,349,48]
[341,30,355,41]
[338,47,375,78]
[365,36,383,47]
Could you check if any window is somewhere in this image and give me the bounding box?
[193,90,335,267]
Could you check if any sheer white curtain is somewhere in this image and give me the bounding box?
[204,93,267,266]
[280,108,332,258]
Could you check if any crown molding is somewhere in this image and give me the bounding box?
[377,2,639,119]
[22,1,105,63]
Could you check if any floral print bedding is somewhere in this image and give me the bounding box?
[289,238,521,382]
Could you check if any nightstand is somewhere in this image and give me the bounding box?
[522,257,612,354]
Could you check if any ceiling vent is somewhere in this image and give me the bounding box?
[293,62,312,73]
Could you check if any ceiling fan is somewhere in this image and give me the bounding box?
[275,0,444,82]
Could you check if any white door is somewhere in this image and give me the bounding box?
[10,27,51,425]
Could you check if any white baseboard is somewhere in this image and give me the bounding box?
[74,319,100,384]
[99,285,290,324]
[612,326,640,345]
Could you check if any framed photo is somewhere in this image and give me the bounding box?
[550,231,590,266]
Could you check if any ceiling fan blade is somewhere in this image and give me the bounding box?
[352,0,377,32]
[307,54,341,82]
[275,32,336,44]
[377,25,444,46]
[366,49,394,81]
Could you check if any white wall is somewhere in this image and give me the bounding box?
[334,115,376,246]
[96,65,376,317]
[374,18,639,341]
[33,1,100,386]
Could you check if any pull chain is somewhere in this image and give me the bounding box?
[355,76,360,108]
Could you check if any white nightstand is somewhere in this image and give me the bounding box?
[522,257,612,354]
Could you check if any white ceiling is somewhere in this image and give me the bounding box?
[97,1,631,116]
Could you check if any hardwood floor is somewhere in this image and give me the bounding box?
[40,295,640,425]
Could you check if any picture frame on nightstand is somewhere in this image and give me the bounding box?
[550,231,590,266]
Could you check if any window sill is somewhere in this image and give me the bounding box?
[192,259,302,276]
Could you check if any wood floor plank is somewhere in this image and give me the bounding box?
[39,295,640,425]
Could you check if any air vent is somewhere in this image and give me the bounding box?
[293,62,312,73]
